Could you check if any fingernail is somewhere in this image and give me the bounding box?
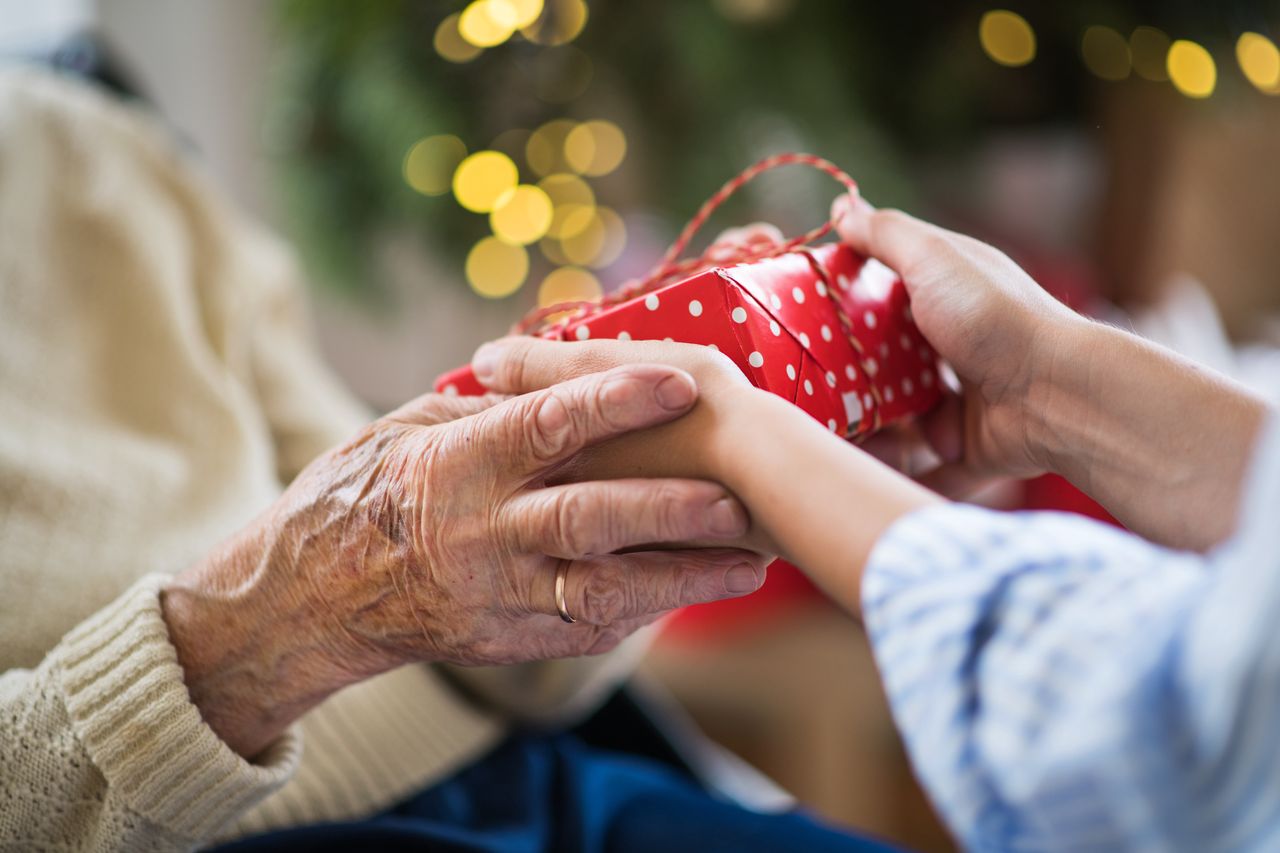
[724,564,761,595]
[653,373,696,411]
[472,343,500,383]
[707,497,747,537]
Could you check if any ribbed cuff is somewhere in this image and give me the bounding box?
[53,573,302,841]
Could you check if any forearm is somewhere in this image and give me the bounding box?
[161,517,377,759]
[707,389,940,614]
[0,575,299,850]
[1033,317,1270,550]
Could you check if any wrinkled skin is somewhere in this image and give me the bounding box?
[163,363,768,758]
[286,379,765,667]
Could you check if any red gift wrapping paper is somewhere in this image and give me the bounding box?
[435,242,941,439]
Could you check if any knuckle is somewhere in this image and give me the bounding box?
[525,390,576,463]
[578,564,630,625]
[552,489,601,556]
[874,208,912,232]
[500,341,530,389]
[920,232,957,261]
[590,376,629,431]
[649,482,696,540]
[673,568,711,608]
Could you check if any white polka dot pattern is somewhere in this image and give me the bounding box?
[434,243,942,440]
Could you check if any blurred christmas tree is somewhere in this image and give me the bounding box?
[267,0,1278,306]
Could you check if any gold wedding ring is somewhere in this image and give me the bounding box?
[554,561,576,624]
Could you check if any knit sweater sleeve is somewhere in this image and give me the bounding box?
[0,574,301,851]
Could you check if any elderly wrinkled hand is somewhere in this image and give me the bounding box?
[161,364,767,758]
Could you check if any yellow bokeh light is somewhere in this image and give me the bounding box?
[1237,32,1280,94]
[466,237,529,299]
[540,234,571,266]
[490,184,554,245]
[1167,40,1216,98]
[434,13,483,63]
[509,0,544,27]
[1130,26,1170,81]
[459,0,518,48]
[538,266,602,307]
[521,0,589,46]
[453,151,519,213]
[403,135,467,196]
[564,120,627,177]
[592,207,627,268]
[526,119,578,177]
[560,206,626,268]
[539,173,596,238]
[1082,25,1131,81]
[979,10,1036,68]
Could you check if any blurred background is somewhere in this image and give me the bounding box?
[4,1,1279,848]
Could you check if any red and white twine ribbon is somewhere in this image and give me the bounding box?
[513,152,858,335]
[510,152,891,435]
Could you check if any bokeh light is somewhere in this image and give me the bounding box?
[559,206,626,268]
[459,0,519,48]
[526,119,579,176]
[1167,40,1217,98]
[564,120,627,176]
[434,13,483,63]
[489,128,532,161]
[539,234,571,266]
[1129,26,1170,81]
[1082,25,1131,81]
[466,236,529,298]
[489,184,554,245]
[403,135,467,196]
[1237,32,1280,94]
[539,173,596,238]
[521,0,589,46]
[711,0,797,26]
[979,10,1036,68]
[509,0,545,28]
[452,150,519,213]
[538,266,602,307]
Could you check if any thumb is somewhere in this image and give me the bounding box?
[831,192,955,286]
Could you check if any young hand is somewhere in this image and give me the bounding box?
[832,191,1269,549]
[833,192,1081,498]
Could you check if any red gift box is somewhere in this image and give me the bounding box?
[436,242,941,439]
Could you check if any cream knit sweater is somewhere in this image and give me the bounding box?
[0,69,639,850]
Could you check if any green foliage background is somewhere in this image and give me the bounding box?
[267,0,1269,301]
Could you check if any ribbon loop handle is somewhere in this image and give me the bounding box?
[514,152,858,335]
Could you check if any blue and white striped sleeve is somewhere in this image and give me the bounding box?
[862,421,1280,852]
